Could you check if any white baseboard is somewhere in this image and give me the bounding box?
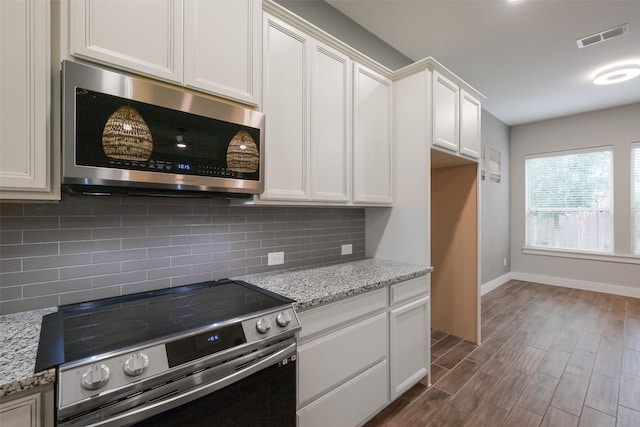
[511,272,640,299]
[481,272,513,296]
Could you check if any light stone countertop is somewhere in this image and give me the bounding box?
[0,258,431,397]
[237,258,432,311]
[0,308,57,398]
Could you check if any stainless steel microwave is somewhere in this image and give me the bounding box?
[61,60,265,197]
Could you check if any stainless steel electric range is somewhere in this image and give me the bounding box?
[35,279,300,426]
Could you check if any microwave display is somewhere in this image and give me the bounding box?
[75,88,260,181]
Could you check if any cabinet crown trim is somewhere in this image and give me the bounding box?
[393,57,485,101]
[263,0,394,79]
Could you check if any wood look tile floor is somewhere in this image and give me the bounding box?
[365,280,640,427]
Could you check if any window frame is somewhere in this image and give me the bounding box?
[632,142,640,255]
[524,146,614,255]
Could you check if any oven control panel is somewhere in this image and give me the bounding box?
[59,344,169,409]
[243,308,300,342]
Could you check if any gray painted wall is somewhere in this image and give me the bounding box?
[510,102,640,292]
[275,0,412,70]
[481,110,511,284]
[0,195,365,315]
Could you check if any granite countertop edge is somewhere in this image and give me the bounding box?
[0,308,57,398]
[291,269,429,310]
[0,258,432,397]
[235,258,433,311]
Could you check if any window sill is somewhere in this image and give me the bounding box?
[522,247,640,265]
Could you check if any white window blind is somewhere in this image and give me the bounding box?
[633,144,640,254]
[526,148,612,253]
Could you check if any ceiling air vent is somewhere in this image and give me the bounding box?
[577,23,629,49]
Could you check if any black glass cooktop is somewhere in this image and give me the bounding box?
[35,279,293,370]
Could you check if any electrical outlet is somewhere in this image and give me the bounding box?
[341,244,353,255]
[268,252,284,266]
[503,257,507,266]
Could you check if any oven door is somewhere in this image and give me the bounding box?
[61,340,297,427]
[133,349,296,427]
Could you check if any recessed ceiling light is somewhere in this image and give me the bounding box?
[593,63,640,85]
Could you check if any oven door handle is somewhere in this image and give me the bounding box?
[92,340,297,427]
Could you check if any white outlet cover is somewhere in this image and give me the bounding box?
[268,252,284,266]
[341,244,353,255]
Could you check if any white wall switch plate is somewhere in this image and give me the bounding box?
[268,251,284,266]
[341,244,353,255]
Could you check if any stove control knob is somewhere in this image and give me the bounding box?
[256,317,272,334]
[81,364,110,390]
[123,352,149,377]
[276,311,291,328]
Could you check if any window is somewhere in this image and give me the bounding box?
[633,144,640,254]
[526,148,613,253]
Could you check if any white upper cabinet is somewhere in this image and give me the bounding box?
[261,13,310,201]
[70,0,184,84]
[353,64,393,205]
[432,71,459,153]
[261,11,352,204]
[431,69,482,160]
[459,89,482,159]
[260,3,393,206]
[0,0,58,200]
[184,0,261,105]
[69,0,261,106]
[310,42,351,202]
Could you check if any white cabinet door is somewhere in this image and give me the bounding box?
[261,13,310,200]
[70,0,183,84]
[0,0,53,197]
[389,295,429,400]
[353,64,393,204]
[432,71,459,153]
[184,0,261,105]
[310,42,351,202]
[459,89,482,159]
[0,392,41,427]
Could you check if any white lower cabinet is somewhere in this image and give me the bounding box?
[0,385,54,427]
[296,275,430,426]
[390,295,430,399]
[297,360,388,427]
[297,289,388,426]
[389,276,430,399]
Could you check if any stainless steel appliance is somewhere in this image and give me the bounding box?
[35,279,300,426]
[61,60,265,197]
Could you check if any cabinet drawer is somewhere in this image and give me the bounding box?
[297,359,388,427]
[298,312,387,406]
[390,276,428,306]
[298,288,386,340]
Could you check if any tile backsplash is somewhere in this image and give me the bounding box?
[0,194,365,314]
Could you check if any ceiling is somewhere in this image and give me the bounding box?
[324,0,640,126]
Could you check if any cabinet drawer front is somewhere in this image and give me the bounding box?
[298,312,387,405]
[298,288,386,340]
[390,276,428,306]
[297,360,388,427]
